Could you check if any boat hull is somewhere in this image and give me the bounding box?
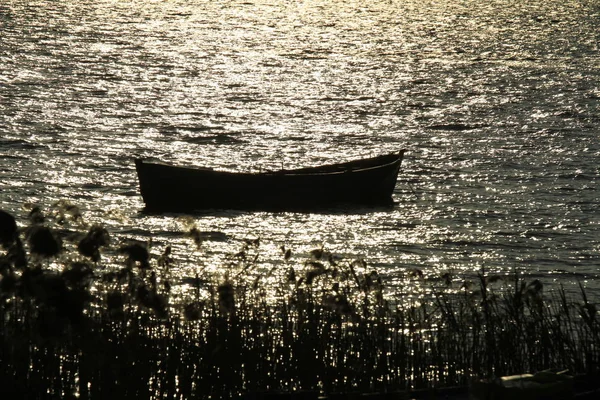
[135,150,405,212]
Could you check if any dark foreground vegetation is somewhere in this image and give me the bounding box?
[0,204,599,399]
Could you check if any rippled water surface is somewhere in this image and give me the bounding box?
[1,0,599,299]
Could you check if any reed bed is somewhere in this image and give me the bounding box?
[0,205,598,399]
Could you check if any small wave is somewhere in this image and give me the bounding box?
[526,270,597,280]
[159,124,224,134]
[320,96,376,102]
[426,123,483,131]
[176,125,225,133]
[391,244,427,254]
[0,139,38,150]
[194,231,229,242]
[181,134,243,145]
[225,96,263,103]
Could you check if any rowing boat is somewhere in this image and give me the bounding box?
[134,150,405,212]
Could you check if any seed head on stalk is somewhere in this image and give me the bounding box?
[78,225,110,262]
[0,210,18,248]
[27,226,62,259]
[119,242,150,270]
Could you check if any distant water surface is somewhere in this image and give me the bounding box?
[1,0,599,300]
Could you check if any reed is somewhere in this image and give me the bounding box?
[0,206,598,399]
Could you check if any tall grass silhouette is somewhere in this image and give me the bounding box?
[0,204,598,399]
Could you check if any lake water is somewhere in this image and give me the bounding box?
[1,0,599,301]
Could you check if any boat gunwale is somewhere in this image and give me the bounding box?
[135,150,405,178]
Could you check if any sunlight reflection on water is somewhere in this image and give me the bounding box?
[0,0,599,302]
